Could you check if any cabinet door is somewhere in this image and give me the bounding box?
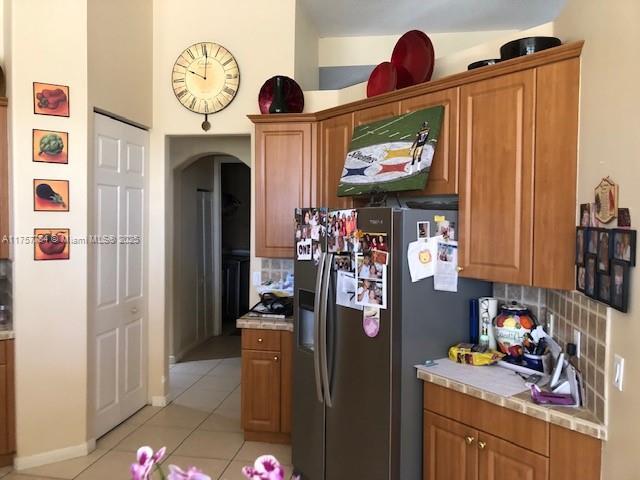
[459,70,535,284]
[280,331,293,434]
[255,122,315,258]
[478,431,548,480]
[0,104,8,259]
[242,350,281,433]
[0,363,7,455]
[424,411,477,480]
[400,88,459,195]
[353,102,400,127]
[320,113,354,209]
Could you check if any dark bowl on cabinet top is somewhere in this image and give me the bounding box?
[468,59,501,70]
[500,36,562,60]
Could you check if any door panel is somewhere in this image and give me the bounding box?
[400,88,460,195]
[242,350,281,432]
[320,113,354,209]
[353,102,401,126]
[94,113,148,437]
[424,412,478,480]
[459,70,535,285]
[478,431,548,480]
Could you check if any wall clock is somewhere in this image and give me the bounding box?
[172,42,240,131]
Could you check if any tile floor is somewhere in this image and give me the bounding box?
[0,357,294,480]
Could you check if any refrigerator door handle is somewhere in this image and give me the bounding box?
[320,252,334,408]
[313,252,326,403]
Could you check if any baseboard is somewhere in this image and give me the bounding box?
[244,431,291,445]
[14,438,96,471]
[169,355,176,365]
[151,395,168,407]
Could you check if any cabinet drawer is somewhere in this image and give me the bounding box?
[242,329,281,351]
[0,341,6,365]
[424,383,549,457]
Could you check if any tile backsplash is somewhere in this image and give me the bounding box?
[494,284,609,424]
[261,258,294,283]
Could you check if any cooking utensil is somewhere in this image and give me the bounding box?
[500,36,561,60]
[467,59,501,70]
[366,62,398,98]
[390,30,434,88]
[258,75,304,114]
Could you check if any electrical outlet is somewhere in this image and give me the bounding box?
[252,271,262,286]
[614,354,625,391]
[573,329,581,358]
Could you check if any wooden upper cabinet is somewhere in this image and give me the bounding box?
[0,102,8,259]
[242,349,281,433]
[424,412,478,480]
[319,113,354,209]
[254,122,315,258]
[458,70,535,285]
[401,88,460,195]
[353,102,400,127]
[478,431,548,480]
[533,59,580,290]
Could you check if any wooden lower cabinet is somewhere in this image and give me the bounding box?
[0,340,15,467]
[423,383,601,480]
[241,330,292,443]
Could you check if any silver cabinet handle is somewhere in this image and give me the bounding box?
[320,253,334,408]
[313,252,326,403]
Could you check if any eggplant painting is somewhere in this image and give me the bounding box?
[34,228,69,261]
[33,179,69,212]
[33,129,68,164]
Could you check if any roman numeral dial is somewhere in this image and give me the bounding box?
[171,41,240,115]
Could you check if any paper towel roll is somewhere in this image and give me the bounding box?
[478,297,498,350]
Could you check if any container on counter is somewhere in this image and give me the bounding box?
[493,302,537,358]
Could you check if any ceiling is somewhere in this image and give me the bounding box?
[300,0,566,37]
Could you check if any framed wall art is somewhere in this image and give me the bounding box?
[33,179,69,212]
[594,177,618,224]
[597,273,611,304]
[576,227,587,266]
[584,253,598,299]
[33,82,69,117]
[33,129,68,164]
[586,228,599,256]
[597,229,611,273]
[34,228,69,261]
[610,260,630,312]
[576,265,586,293]
[612,229,636,266]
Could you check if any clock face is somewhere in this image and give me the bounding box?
[172,42,240,114]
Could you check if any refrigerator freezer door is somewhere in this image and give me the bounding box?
[324,208,393,480]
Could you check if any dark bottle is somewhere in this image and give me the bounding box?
[269,76,287,114]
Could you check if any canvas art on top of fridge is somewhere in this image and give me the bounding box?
[337,105,444,197]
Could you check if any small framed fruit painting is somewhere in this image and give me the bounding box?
[33,179,69,212]
[33,129,68,164]
[33,82,69,117]
[34,228,69,261]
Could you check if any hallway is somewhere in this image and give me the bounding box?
[0,358,292,480]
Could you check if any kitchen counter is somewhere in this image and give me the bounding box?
[0,330,13,340]
[416,362,607,440]
[236,314,293,332]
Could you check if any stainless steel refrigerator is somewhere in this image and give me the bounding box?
[292,207,491,480]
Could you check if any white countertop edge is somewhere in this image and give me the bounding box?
[0,330,14,340]
[416,365,607,441]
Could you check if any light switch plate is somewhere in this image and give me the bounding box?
[614,354,625,391]
[573,329,581,359]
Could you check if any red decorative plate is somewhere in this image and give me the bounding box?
[391,30,435,88]
[258,76,304,114]
[367,62,398,98]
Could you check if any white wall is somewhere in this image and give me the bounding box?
[553,1,640,478]
[294,0,319,90]
[7,0,90,464]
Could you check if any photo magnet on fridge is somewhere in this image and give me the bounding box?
[362,307,381,338]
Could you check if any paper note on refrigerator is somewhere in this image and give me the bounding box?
[407,235,441,282]
[434,240,458,292]
[336,270,363,311]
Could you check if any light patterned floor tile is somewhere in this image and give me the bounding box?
[208,363,241,378]
[169,372,203,389]
[4,474,59,480]
[160,455,229,480]
[193,375,241,393]
[96,423,138,450]
[17,449,107,479]
[220,460,249,480]
[174,430,244,460]
[0,467,12,479]
[220,357,241,366]
[234,441,292,465]
[172,387,229,412]
[172,360,222,375]
[124,405,163,426]
[146,404,209,429]
[198,410,242,433]
[112,424,193,454]
[75,450,136,480]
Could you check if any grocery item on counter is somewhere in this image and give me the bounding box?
[493,302,537,358]
[448,343,504,366]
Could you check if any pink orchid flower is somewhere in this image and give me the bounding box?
[167,464,212,480]
[242,455,298,480]
[130,446,166,480]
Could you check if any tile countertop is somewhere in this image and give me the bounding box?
[236,314,293,332]
[416,363,607,441]
[0,329,14,340]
